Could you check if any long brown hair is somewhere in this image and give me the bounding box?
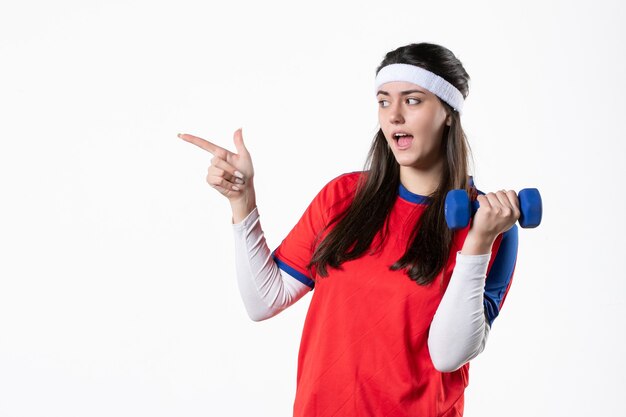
[307,42,475,286]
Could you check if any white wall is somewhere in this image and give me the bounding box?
[1,0,624,415]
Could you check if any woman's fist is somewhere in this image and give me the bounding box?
[461,190,520,255]
[470,190,521,241]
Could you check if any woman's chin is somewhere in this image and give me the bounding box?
[397,155,443,171]
[390,147,443,171]
[394,153,419,165]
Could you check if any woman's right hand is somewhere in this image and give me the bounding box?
[178,128,254,203]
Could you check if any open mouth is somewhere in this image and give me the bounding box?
[393,133,414,149]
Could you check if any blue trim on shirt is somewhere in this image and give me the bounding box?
[271,249,315,290]
[483,224,519,327]
[398,183,432,205]
[398,176,475,204]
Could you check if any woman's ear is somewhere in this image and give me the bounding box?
[446,116,451,126]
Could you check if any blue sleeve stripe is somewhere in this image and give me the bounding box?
[483,224,519,327]
[271,249,315,290]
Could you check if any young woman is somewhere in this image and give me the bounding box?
[179,42,520,417]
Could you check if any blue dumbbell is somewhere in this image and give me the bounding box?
[444,188,542,230]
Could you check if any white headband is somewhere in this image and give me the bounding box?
[374,63,464,115]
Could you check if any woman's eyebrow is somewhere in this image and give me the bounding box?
[376,89,426,96]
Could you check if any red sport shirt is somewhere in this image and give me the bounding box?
[271,171,518,417]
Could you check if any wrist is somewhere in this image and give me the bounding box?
[460,230,496,255]
[230,187,257,224]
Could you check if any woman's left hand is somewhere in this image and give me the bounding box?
[469,190,521,242]
[461,190,520,255]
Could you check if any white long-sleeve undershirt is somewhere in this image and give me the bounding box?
[231,206,492,373]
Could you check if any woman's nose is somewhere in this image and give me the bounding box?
[389,107,404,123]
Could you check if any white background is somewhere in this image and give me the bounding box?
[1,0,624,416]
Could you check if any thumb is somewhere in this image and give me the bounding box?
[233,127,249,156]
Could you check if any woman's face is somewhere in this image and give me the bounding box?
[377,81,451,170]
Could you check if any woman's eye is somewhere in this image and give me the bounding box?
[378,98,421,107]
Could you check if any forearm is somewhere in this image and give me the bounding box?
[428,250,491,372]
[232,206,309,321]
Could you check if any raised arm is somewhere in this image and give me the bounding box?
[178,128,311,321]
[428,189,520,372]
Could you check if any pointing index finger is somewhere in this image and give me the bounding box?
[178,133,230,157]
